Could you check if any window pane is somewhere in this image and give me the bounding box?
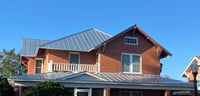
[35,68,41,73]
[36,60,42,67]
[77,92,88,96]
[92,88,103,96]
[125,37,138,45]
[122,54,130,72]
[120,92,130,96]
[70,53,80,64]
[35,59,42,73]
[132,92,142,96]
[132,55,140,72]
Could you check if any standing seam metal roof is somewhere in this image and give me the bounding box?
[20,28,112,56]
[20,38,51,56]
[9,72,188,85]
[39,28,112,51]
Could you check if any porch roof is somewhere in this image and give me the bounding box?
[8,71,193,90]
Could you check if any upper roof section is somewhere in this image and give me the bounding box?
[20,28,112,56]
[20,25,171,58]
[20,38,51,56]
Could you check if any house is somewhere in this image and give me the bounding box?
[8,25,193,96]
[181,56,200,81]
[181,56,200,89]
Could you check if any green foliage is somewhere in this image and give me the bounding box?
[0,76,15,96]
[26,81,72,96]
[0,48,26,77]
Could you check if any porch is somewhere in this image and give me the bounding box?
[48,60,98,73]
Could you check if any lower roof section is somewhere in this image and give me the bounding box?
[8,71,193,91]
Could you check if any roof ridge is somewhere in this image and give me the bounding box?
[22,38,51,41]
[91,28,112,37]
[39,28,110,47]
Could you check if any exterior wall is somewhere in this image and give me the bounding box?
[99,30,161,74]
[27,57,35,74]
[47,49,96,64]
[110,88,165,96]
[188,69,200,82]
[25,29,161,75]
[26,49,97,74]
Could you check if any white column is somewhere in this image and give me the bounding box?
[89,88,92,96]
[18,86,22,96]
[48,60,53,72]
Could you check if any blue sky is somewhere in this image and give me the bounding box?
[0,0,200,81]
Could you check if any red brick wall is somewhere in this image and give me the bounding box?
[99,30,161,74]
[47,49,96,64]
[27,57,35,74]
[25,30,162,75]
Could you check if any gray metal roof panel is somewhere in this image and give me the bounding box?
[9,72,188,85]
[20,28,112,56]
[39,28,112,52]
[97,73,186,84]
[20,38,51,56]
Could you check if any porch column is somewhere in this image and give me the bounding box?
[18,86,22,96]
[164,90,171,96]
[104,88,110,96]
[48,60,53,72]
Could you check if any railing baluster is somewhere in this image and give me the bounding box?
[52,63,97,73]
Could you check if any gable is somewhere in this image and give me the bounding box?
[63,74,104,81]
[95,25,172,59]
[181,56,200,77]
[59,71,107,81]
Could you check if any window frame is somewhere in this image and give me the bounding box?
[119,91,143,96]
[69,52,80,64]
[124,36,138,45]
[35,58,43,73]
[121,53,142,74]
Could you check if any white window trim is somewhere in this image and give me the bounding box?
[120,91,143,96]
[74,88,92,96]
[121,53,142,74]
[69,52,80,64]
[35,58,43,73]
[124,36,138,45]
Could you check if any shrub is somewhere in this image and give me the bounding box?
[0,76,15,96]
[26,81,72,96]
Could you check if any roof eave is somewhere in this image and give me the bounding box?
[9,79,193,91]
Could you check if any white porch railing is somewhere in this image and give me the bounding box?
[48,60,98,73]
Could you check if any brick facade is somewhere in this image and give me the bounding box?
[25,28,163,75]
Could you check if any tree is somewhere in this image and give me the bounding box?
[0,48,26,77]
[0,75,15,96]
[26,81,72,96]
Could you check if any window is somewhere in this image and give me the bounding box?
[120,91,143,96]
[121,53,141,73]
[35,58,43,73]
[69,53,80,64]
[125,36,138,45]
[75,88,92,96]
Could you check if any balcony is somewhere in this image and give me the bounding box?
[48,60,98,73]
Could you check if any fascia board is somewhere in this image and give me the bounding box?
[12,80,193,91]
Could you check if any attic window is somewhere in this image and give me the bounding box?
[125,36,138,45]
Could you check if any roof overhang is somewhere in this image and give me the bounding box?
[8,79,193,91]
